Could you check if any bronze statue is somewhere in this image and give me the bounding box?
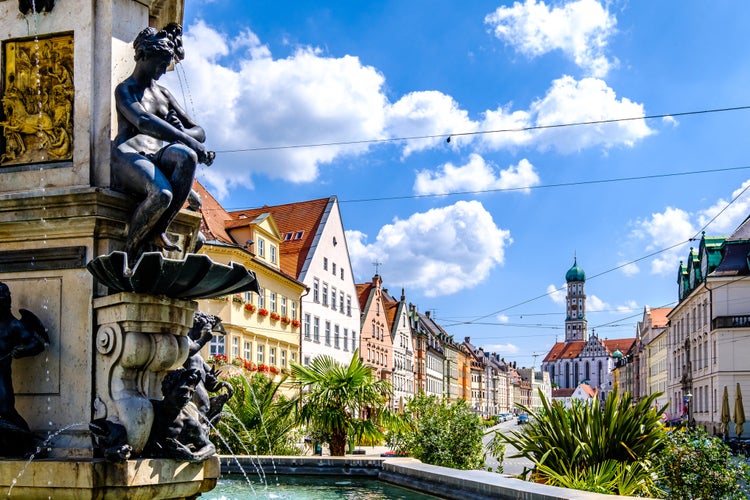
[184,312,233,424]
[143,368,216,463]
[112,24,214,264]
[0,281,49,456]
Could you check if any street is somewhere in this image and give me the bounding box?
[483,418,533,477]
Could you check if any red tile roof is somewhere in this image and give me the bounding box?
[552,388,575,398]
[193,181,234,244]
[543,341,586,362]
[228,197,332,278]
[649,307,672,329]
[356,283,372,311]
[602,338,636,355]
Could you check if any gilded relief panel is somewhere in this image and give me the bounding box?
[1,33,73,166]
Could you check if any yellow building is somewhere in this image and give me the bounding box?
[193,183,306,395]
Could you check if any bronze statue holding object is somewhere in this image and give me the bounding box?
[112,24,214,264]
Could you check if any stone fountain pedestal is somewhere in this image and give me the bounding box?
[0,1,224,498]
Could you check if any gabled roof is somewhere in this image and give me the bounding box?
[228,197,332,278]
[356,282,373,311]
[193,181,234,244]
[552,388,575,398]
[543,341,585,362]
[602,338,636,356]
[576,383,598,398]
[649,307,672,329]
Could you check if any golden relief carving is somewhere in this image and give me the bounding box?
[1,33,73,166]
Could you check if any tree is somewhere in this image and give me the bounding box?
[290,350,396,456]
[388,393,486,470]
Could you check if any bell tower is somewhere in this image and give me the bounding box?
[565,257,588,342]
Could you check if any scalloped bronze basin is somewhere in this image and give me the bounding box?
[87,252,260,300]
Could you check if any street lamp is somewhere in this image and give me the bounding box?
[684,392,693,425]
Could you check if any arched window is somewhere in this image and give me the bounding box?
[565,362,570,388]
[585,361,590,380]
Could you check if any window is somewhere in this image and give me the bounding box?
[304,356,311,366]
[270,292,277,312]
[344,328,349,351]
[334,325,340,348]
[332,262,337,275]
[347,296,351,316]
[270,245,276,264]
[210,335,225,356]
[323,257,328,271]
[295,231,304,240]
[325,321,331,346]
[258,238,265,257]
[281,296,287,316]
[270,348,276,365]
[313,279,320,303]
[352,331,356,351]
[281,350,287,367]
[243,341,251,360]
[284,232,293,241]
[258,287,265,308]
[313,317,320,342]
[232,337,239,357]
[331,287,337,310]
[340,268,344,280]
[339,292,344,313]
[304,314,311,340]
[244,291,252,303]
[257,345,264,363]
[322,283,328,306]
[291,300,297,320]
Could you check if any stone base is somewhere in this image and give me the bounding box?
[0,456,219,499]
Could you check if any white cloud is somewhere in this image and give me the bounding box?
[413,154,540,195]
[485,0,618,77]
[497,314,510,323]
[386,91,478,156]
[164,21,389,198]
[697,179,750,234]
[547,283,566,305]
[616,300,638,313]
[346,201,512,297]
[483,343,519,354]
[662,115,679,127]
[632,206,695,275]
[619,261,640,276]
[530,76,652,153]
[587,294,609,312]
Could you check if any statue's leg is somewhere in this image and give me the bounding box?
[150,144,198,245]
[0,370,29,431]
[112,152,173,261]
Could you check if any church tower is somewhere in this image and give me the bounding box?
[565,258,588,341]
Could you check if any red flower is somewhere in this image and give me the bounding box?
[291,319,301,328]
[258,308,269,317]
[244,303,256,312]
[280,316,291,324]
[270,312,281,321]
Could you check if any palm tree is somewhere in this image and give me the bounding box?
[290,349,395,456]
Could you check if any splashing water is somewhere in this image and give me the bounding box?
[6,422,88,498]
[201,416,258,495]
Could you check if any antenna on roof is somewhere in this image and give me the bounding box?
[532,352,539,369]
[372,260,383,275]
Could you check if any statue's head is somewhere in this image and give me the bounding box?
[133,27,176,63]
[161,368,200,407]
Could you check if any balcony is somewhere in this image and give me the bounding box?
[713,315,750,329]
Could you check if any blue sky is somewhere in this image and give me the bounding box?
[166,0,750,367]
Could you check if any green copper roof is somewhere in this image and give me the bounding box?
[565,259,586,282]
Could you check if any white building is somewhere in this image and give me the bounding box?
[231,196,361,367]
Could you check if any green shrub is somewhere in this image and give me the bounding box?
[657,427,750,499]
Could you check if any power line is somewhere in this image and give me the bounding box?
[213,104,750,154]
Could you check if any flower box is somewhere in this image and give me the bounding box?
[258,308,269,317]
[244,303,256,313]
[232,294,243,304]
[210,354,227,366]
[280,316,291,324]
[291,319,301,328]
[270,312,281,321]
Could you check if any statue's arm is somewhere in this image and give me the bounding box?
[160,86,206,143]
[114,83,208,161]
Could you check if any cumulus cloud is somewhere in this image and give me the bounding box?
[587,294,609,312]
[497,314,510,323]
[387,91,478,156]
[619,261,640,276]
[616,300,638,313]
[413,154,540,195]
[631,206,695,275]
[697,179,750,234]
[530,76,652,152]
[547,283,566,305]
[485,0,617,77]
[163,21,389,197]
[346,201,512,296]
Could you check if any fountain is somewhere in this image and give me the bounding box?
[0,1,257,497]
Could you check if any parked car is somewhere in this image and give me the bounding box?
[517,414,529,425]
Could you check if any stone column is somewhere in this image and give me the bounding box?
[94,292,195,453]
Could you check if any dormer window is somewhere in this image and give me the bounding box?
[284,232,293,241]
[295,231,304,240]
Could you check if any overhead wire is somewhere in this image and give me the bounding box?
[212,105,750,153]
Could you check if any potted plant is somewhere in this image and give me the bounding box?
[258,308,269,317]
[244,303,256,313]
[232,294,243,304]
[280,316,291,325]
[291,319,301,328]
[270,312,281,321]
